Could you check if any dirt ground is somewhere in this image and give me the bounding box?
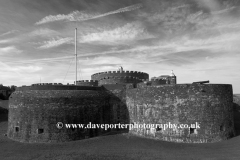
[1,98,240,160]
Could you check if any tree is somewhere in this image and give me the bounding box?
[10,85,17,92]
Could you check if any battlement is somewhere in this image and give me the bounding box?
[16,84,101,91]
[92,71,145,75]
[76,80,98,87]
[91,71,149,82]
[151,79,167,81]
[100,76,142,80]
[91,71,148,75]
[31,83,63,86]
[76,80,98,83]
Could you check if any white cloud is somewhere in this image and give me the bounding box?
[79,22,153,44]
[0,62,42,73]
[29,28,59,37]
[0,37,18,44]
[36,3,142,25]
[38,37,73,49]
[79,56,123,66]
[211,6,235,15]
[36,11,97,25]
[13,66,42,73]
[0,39,11,44]
[0,46,22,55]
[0,30,18,37]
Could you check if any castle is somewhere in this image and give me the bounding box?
[7,67,235,143]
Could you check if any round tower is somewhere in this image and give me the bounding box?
[91,67,149,86]
[127,83,235,143]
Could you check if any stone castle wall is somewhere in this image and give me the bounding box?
[76,80,98,87]
[150,79,168,85]
[8,86,129,143]
[91,71,149,81]
[126,84,235,143]
[98,77,144,86]
[7,82,235,143]
[20,84,101,91]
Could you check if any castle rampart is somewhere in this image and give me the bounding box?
[17,84,101,91]
[126,83,235,143]
[98,76,143,86]
[76,80,98,87]
[8,86,129,143]
[91,71,149,81]
[150,79,169,85]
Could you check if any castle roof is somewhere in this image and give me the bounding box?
[158,75,171,77]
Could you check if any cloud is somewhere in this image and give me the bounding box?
[81,65,117,73]
[0,46,22,55]
[0,30,18,37]
[29,28,59,37]
[79,22,153,44]
[4,56,75,64]
[0,62,43,86]
[211,6,236,15]
[36,3,142,25]
[38,37,73,49]
[79,56,123,66]
[35,11,90,25]
[10,66,43,73]
[187,10,204,23]
[0,39,12,44]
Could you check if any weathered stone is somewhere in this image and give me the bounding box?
[7,83,235,143]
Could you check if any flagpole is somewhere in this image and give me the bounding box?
[75,28,77,85]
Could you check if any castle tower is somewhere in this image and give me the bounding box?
[169,70,177,84]
[91,69,149,86]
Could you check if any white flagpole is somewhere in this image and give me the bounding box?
[75,28,77,85]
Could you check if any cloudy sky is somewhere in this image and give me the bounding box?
[0,0,240,93]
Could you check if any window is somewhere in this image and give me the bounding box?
[15,126,19,132]
[189,128,197,134]
[37,129,44,134]
[156,126,162,132]
[220,125,225,131]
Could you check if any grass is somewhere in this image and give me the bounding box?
[0,98,240,160]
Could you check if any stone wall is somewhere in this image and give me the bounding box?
[91,71,149,81]
[98,77,143,86]
[8,82,235,143]
[126,84,235,143]
[76,80,98,87]
[8,87,129,143]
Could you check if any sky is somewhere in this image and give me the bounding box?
[0,0,240,93]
